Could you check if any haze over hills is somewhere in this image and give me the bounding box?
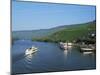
[12,20,96,40]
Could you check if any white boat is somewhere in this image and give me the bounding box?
[25,46,38,55]
[81,48,94,51]
[59,42,73,50]
[59,42,68,50]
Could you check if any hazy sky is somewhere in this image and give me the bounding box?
[12,1,96,31]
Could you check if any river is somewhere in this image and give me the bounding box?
[11,40,96,74]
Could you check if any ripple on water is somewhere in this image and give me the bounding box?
[12,40,96,74]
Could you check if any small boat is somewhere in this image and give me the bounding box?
[80,47,94,52]
[59,42,73,50]
[59,42,68,50]
[25,46,38,55]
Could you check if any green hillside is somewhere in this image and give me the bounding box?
[32,21,96,43]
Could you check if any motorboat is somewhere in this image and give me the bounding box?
[80,47,94,52]
[25,46,38,55]
[59,42,73,50]
[59,42,68,50]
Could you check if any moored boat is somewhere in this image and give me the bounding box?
[80,46,95,54]
[81,47,94,51]
[59,42,73,50]
[59,42,67,50]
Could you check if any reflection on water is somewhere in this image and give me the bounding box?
[67,46,72,49]
[64,50,68,56]
[63,46,72,59]
[83,52,94,55]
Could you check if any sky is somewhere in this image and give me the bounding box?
[12,1,96,31]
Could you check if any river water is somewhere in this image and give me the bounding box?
[11,40,96,74]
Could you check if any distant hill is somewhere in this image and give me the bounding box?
[12,20,96,41]
[32,20,96,42]
[12,24,69,39]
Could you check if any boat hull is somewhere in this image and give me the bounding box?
[25,48,37,55]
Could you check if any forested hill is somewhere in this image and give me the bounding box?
[32,20,96,42]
